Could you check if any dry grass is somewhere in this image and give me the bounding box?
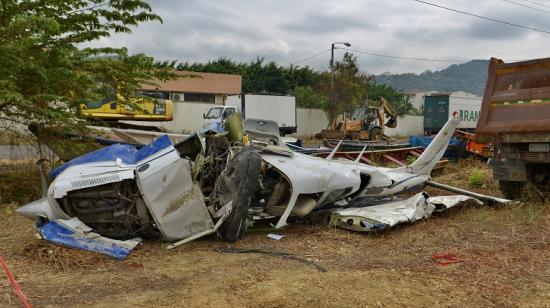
[0,157,549,307]
[0,160,43,204]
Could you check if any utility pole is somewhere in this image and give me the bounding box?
[328,42,351,122]
[330,42,351,70]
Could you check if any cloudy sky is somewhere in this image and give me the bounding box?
[89,0,550,74]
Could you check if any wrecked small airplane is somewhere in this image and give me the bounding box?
[17,113,504,258]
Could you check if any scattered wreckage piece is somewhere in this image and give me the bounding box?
[426,181,512,204]
[29,122,189,162]
[310,146,448,172]
[322,138,410,151]
[38,218,141,259]
[322,192,488,232]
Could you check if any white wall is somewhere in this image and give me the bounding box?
[384,115,424,137]
[296,108,329,138]
[125,104,423,138]
[123,102,216,133]
[406,91,435,112]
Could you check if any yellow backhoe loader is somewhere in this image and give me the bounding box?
[316,97,397,141]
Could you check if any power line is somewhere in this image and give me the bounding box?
[292,49,331,65]
[342,48,468,63]
[523,0,550,9]
[341,47,525,63]
[411,0,550,34]
[500,0,550,14]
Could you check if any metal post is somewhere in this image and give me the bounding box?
[330,43,335,69]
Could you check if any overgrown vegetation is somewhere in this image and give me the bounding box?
[157,53,413,119]
[0,162,41,204]
[175,57,321,97]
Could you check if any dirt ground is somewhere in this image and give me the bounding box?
[1,159,549,307]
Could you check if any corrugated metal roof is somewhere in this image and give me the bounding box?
[142,71,241,94]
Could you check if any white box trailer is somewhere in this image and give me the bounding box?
[209,94,297,135]
[423,91,482,133]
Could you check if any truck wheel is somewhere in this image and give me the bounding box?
[216,147,262,243]
[369,127,383,141]
[499,180,525,200]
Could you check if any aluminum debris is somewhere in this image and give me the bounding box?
[326,193,487,232]
[38,218,141,260]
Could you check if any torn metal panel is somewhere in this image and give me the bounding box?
[428,195,483,211]
[38,218,141,260]
[327,193,484,232]
[328,193,434,231]
[136,149,213,241]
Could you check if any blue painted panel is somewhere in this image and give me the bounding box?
[39,220,138,259]
[409,135,462,158]
[50,135,172,179]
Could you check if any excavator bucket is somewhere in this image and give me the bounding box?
[385,116,397,128]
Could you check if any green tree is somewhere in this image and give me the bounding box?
[293,86,327,109]
[176,57,321,95]
[0,0,174,133]
[317,52,368,121]
[366,82,413,115]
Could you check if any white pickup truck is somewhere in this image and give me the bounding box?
[202,94,296,135]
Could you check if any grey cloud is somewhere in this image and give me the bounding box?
[462,7,550,40]
[282,12,378,34]
[85,0,549,74]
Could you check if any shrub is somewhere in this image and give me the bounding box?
[468,170,485,188]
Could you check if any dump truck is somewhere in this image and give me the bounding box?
[475,57,550,199]
[316,97,397,141]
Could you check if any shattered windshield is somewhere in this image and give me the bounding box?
[205,107,224,119]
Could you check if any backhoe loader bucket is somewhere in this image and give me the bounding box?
[385,116,397,128]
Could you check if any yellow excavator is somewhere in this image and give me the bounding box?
[316,97,397,141]
[80,93,173,122]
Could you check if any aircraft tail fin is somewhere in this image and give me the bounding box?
[408,114,460,175]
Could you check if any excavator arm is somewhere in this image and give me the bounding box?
[379,97,397,128]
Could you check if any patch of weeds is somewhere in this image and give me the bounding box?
[0,169,42,204]
[368,153,383,166]
[468,169,485,188]
[513,203,546,225]
[405,155,417,165]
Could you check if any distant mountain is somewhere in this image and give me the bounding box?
[374,60,490,96]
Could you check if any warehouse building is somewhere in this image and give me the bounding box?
[139,70,242,104]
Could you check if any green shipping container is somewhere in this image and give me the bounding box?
[423,95,449,133]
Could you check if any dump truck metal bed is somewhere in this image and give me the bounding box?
[476,57,550,143]
[476,57,550,199]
